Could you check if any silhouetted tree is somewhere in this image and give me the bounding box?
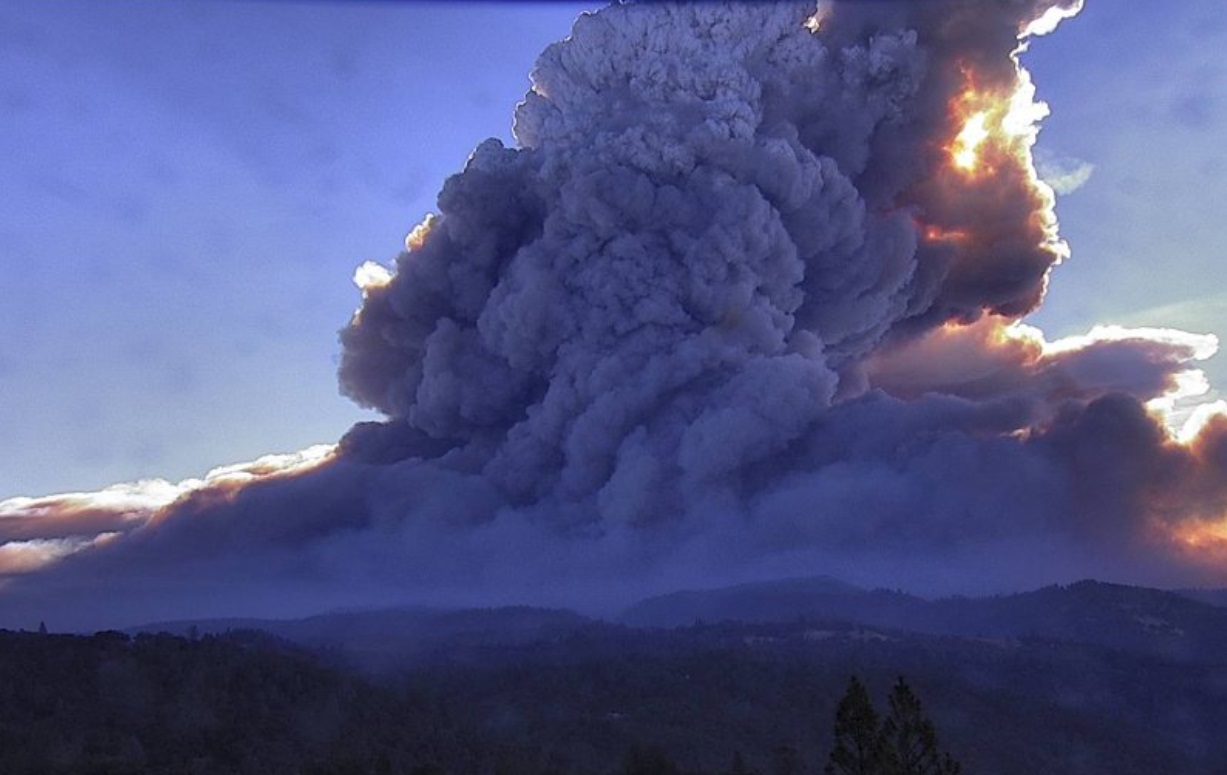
[825,677,888,775]
[881,678,961,775]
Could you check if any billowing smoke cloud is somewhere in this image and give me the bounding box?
[4,0,1227,631]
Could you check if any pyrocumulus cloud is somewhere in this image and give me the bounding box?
[4,0,1227,630]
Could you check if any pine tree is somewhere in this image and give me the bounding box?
[880,678,961,775]
[825,676,889,775]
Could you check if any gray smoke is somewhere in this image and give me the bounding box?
[5,0,1227,631]
[337,0,1071,516]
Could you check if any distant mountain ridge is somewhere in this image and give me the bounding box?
[619,574,913,627]
[621,576,1227,662]
[1175,587,1227,609]
[131,576,1227,668]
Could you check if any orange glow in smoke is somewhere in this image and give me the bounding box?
[1175,520,1227,548]
[920,222,972,243]
[1168,519,1227,572]
[943,64,1048,180]
[945,83,1008,178]
[950,109,991,173]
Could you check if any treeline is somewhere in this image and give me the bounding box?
[615,676,960,775]
[0,629,447,773]
[0,619,1222,774]
[0,627,957,775]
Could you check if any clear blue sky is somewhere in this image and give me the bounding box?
[2,0,1224,501]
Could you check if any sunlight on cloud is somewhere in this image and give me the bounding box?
[1021,1,1085,37]
[1044,325,1221,431]
[404,214,436,251]
[353,261,393,292]
[804,0,833,33]
[1042,324,1218,360]
[0,533,120,575]
[0,445,337,572]
[1179,399,1227,443]
[0,480,185,520]
[201,443,336,484]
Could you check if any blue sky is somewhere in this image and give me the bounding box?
[2,0,1225,501]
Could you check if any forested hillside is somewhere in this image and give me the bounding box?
[3,605,1227,774]
[0,629,449,773]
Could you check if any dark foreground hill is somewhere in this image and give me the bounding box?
[6,579,1227,774]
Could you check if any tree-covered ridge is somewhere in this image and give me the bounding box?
[1,606,1225,774]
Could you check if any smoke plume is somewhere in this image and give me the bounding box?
[4,0,1227,630]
